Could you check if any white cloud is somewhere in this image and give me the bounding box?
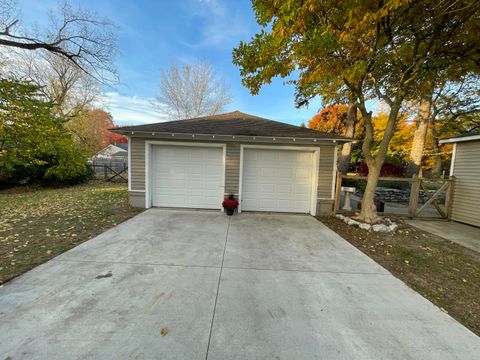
[96,92,169,125]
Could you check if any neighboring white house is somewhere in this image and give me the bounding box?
[440,132,480,227]
[91,143,128,175]
[92,143,128,160]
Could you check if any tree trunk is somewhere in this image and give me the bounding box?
[360,163,382,223]
[357,102,402,223]
[338,102,357,174]
[430,126,443,177]
[408,95,431,176]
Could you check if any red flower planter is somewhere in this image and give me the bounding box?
[222,196,239,216]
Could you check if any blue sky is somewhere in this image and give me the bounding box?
[17,0,362,126]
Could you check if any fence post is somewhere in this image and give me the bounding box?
[408,174,420,218]
[445,176,455,220]
[333,172,343,213]
[104,164,108,180]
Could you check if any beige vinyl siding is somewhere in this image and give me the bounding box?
[129,191,145,207]
[130,137,146,190]
[317,145,335,198]
[451,141,480,226]
[225,142,241,195]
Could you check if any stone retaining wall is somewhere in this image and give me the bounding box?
[355,187,446,204]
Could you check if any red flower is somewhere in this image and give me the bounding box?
[222,195,239,209]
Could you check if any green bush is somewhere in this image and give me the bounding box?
[0,79,93,188]
[42,144,94,186]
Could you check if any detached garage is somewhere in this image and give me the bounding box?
[111,111,349,216]
[440,132,480,227]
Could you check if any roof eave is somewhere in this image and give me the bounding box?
[439,134,480,144]
[115,130,351,144]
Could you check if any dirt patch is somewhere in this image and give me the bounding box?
[318,216,480,336]
[0,181,143,285]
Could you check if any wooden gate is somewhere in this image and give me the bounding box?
[408,175,455,219]
[334,172,455,219]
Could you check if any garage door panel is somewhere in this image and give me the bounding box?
[189,164,202,175]
[188,180,203,190]
[259,199,275,209]
[259,151,275,162]
[277,199,293,209]
[259,183,275,193]
[296,168,311,178]
[242,148,314,213]
[151,145,223,209]
[278,168,294,177]
[260,168,276,177]
[295,188,310,197]
[155,193,185,205]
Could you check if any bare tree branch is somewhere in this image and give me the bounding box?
[0,1,117,84]
[152,60,233,119]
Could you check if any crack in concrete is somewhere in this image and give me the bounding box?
[205,217,230,360]
[53,258,389,276]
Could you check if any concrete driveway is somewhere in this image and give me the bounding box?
[0,210,478,359]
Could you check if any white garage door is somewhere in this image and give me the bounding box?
[151,145,224,209]
[241,148,314,213]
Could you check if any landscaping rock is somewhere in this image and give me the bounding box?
[359,223,372,231]
[346,218,360,226]
[336,214,397,233]
[372,224,391,232]
[388,223,399,232]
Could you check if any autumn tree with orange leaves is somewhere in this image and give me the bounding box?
[308,104,361,173]
[66,109,124,156]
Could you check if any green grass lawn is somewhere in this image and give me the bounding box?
[0,181,143,285]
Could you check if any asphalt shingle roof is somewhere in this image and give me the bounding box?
[111,111,349,140]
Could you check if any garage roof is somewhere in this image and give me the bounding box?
[111,111,350,142]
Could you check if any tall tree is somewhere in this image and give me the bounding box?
[233,0,480,223]
[308,104,349,134]
[0,79,88,186]
[408,72,480,176]
[5,51,99,118]
[408,83,434,176]
[153,60,232,119]
[66,108,115,156]
[104,125,127,146]
[0,1,117,83]
[308,104,359,173]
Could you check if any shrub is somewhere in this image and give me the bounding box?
[0,79,93,188]
[357,162,406,177]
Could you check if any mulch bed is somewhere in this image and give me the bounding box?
[318,216,480,336]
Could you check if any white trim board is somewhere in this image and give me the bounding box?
[144,140,226,210]
[440,135,480,144]
[127,136,132,192]
[449,143,457,176]
[120,130,350,144]
[331,145,338,199]
[238,144,320,216]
